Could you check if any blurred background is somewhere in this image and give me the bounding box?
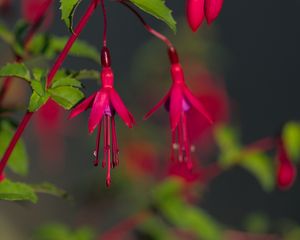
[1,0,300,239]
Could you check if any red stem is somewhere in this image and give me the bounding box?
[0,0,99,176]
[47,0,100,87]
[0,112,33,174]
[100,0,108,47]
[120,1,174,49]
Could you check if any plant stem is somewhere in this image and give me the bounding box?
[0,0,100,176]
[120,1,174,49]
[101,0,108,47]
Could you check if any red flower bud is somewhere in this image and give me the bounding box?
[205,0,224,25]
[186,0,205,32]
[277,161,296,190]
[276,139,297,190]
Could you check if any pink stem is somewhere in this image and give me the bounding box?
[120,1,173,49]
[0,0,99,175]
[100,0,108,47]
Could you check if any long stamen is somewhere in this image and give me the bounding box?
[93,122,102,166]
[106,115,111,187]
[181,111,192,169]
[111,116,119,168]
[102,115,108,168]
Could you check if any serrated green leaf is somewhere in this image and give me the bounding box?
[0,63,31,81]
[31,182,71,200]
[51,77,82,88]
[60,0,81,33]
[241,152,275,192]
[28,91,49,112]
[283,122,300,162]
[0,121,29,176]
[48,86,84,110]
[129,0,176,32]
[0,179,38,203]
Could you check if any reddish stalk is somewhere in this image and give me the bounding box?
[0,0,100,176]
[120,1,174,49]
[100,0,108,47]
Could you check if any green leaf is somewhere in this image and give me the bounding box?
[48,86,84,110]
[240,152,275,192]
[283,121,300,162]
[51,77,82,88]
[0,121,29,176]
[29,35,100,63]
[0,179,38,203]
[28,91,49,112]
[0,21,14,45]
[59,0,82,33]
[33,223,95,240]
[73,69,100,81]
[0,63,31,81]
[214,124,241,167]
[31,182,71,200]
[152,178,222,240]
[129,0,176,32]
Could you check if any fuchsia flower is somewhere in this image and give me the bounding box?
[145,48,213,169]
[21,0,53,25]
[186,0,224,32]
[276,138,297,190]
[69,47,135,187]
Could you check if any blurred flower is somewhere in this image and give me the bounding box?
[33,100,65,172]
[276,138,297,190]
[21,0,53,26]
[145,62,212,169]
[70,47,135,187]
[205,0,224,25]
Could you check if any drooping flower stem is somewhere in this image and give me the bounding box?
[0,0,100,176]
[100,0,108,47]
[120,1,174,49]
[0,0,53,107]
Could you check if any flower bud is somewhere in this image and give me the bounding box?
[205,0,224,25]
[186,0,205,32]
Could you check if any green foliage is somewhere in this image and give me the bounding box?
[0,121,29,176]
[33,223,95,240]
[240,152,275,192]
[59,0,81,33]
[30,183,71,200]
[129,0,176,32]
[29,35,100,63]
[152,178,223,240]
[244,213,270,234]
[214,124,276,191]
[0,179,38,203]
[0,21,14,45]
[0,63,31,82]
[283,121,300,162]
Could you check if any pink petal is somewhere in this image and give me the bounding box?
[170,85,183,131]
[110,89,135,128]
[144,91,171,120]
[88,90,108,133]
[183,85,213,124]
[205,0,224,25]
[69,93,96,119]
[186,0,205,32]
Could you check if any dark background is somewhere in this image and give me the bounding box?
[1,0,300,237]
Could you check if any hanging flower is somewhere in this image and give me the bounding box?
[145,48,212,169]
[69,47,135,187]
[276,138,297,190]
[186,0,224,31]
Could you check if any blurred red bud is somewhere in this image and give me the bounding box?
[186,0,205,32]
[205,0,224,25]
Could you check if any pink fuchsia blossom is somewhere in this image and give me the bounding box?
[21,0,53,25]
[145,48,212,169]
[276,138,297,190]
[69,47,135,187]
[186,0,205,32]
